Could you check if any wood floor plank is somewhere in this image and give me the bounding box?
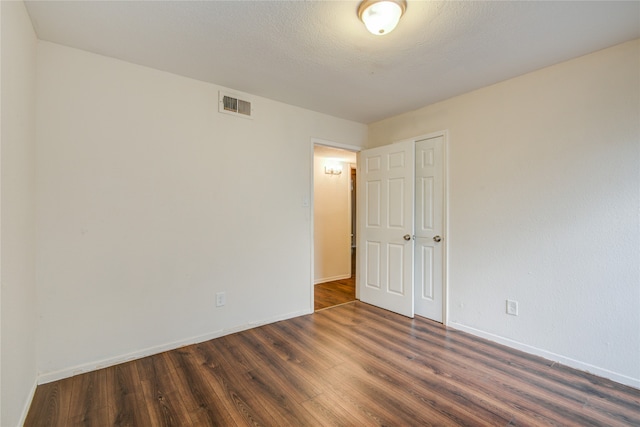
[194,341,274,426]
[137,353,193,426]
[236,328,323,402]
[66,369,109,427]
[239,368,323,427]
[25,301,640,426]
[165,347,237,425]
[140,387,192,427]
[314,276,355,311]
[259,320,346,371]
[106,361,153,427]
[202,335,321,426]
[346,304,611,425]
[24,377,73,427]
[328,365,448,425]
[316,312,512,425]
[300,390,377,427]
[347,312,571,424]
[222,330,324,424]
[254,323,348,401]
[196,339,280,426]
[358,302,636,426]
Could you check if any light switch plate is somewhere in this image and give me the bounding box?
[506,299,518,316]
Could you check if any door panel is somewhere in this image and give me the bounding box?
[358,140,414,318]
[388,243,406,295]
[388,178,406,227]
[419,245,435,300]
[414,136,444,321]
[365,181,381,227]
[365,241,381,288]
[418,176,434,230]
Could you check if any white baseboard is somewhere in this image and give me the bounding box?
[314,273,351,285]
[449,321,640,390]
[37,308,312,385]
[17,378,38,427]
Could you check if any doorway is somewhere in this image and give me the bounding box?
[312,144,358,311]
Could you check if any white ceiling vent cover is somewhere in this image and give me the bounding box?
[219,91,253,119]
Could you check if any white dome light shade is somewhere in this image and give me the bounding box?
[358,0,407,36]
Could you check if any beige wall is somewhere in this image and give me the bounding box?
[368,39,640,387]
[313,152,352,284]
[1,1,39,425]
[35,41,367,382]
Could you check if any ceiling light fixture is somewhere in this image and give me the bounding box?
[358,0,407,36]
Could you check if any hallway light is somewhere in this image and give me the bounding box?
[324,161,343,175]
[358,0,407,36]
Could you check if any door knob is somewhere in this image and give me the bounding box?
[403,234,412,241]
[433,235,442,242]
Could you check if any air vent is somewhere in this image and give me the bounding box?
[219,91,253,119]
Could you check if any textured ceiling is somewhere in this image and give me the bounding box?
[24,1,640,123]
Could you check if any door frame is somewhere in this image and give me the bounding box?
[308,132,448,325]
[309,138,363,312]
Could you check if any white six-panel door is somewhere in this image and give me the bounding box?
[357,140,415,318]
[414,136,444,321]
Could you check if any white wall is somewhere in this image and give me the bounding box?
[36,41,367,380]
[313,153,351,283]
[368,39,640,387]
[0,1,38,425]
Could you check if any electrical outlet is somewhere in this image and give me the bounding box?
[506,299,518,316]
[216,292,226,307]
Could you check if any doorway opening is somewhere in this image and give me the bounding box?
[312,144,358,311]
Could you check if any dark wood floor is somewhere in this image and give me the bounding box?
[25,301,640,426]
[314,275,356,311]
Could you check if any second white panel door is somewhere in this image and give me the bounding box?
[414,135,444,322]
